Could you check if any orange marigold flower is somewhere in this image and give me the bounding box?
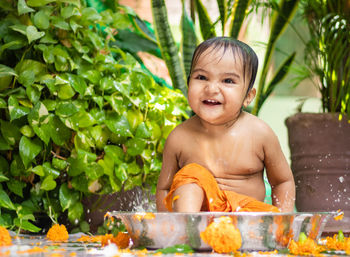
[288,238,324,256]
[200,216,242,254]
[47,224,69,242]
[101,232,131,249]
[326,234,345,251]
[77,235,105,243]
[17,246,47,254]
[334,210,344,221]
[0,226,12,246]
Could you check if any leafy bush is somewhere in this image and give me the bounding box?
[0,0,188,232]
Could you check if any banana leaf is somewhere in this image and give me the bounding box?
[252,0,299,115]
[151,0,187,96]
[181,0,198,77]
[230,0,252,39]
[195,0,216,40]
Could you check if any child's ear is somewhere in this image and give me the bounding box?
[243,88,256,108]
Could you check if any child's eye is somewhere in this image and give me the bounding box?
[223,78,235,84]
[195,75,207,81]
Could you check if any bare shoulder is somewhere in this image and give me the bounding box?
[241,112,276,138]
[164,116,198,148]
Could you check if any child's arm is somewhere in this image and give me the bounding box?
[263,126,295,212]
[156,131,180,211]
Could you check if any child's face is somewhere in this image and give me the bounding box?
[188,46,255,125]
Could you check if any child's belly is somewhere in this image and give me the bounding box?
[215,173,266,202]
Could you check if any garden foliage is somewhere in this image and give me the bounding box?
[0,0,188,232]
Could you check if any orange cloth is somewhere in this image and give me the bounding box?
[164,163,280,212]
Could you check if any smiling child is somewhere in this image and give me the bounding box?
[156,37,295,213]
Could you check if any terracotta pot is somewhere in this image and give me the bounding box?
[82,186,156,233]
[285,113,350,233]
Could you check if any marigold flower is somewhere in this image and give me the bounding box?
[288,238,324,256]
[47,224,69,242]
[200,216,242,253]
[101,232,131,249]
[0,226,12,246]
[334,210,344,221]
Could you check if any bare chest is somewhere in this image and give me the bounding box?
[177,134,264,178]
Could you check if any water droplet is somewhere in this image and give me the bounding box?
[339,176,345,183]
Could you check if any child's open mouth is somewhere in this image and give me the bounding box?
[203,99,221,105]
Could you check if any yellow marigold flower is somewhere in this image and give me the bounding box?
[101,232,131,249]
[200,216,242,254]
[0,226,12,246]
[288,238,324,256]
[47,224,69,242]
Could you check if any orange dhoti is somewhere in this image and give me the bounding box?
[164,163,280,212]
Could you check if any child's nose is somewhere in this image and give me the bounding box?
[205,82,220,93]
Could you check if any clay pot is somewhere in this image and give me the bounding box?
[285,113,350,233]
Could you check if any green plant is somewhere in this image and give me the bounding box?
[0,0,188,233]
[295,0,350,116]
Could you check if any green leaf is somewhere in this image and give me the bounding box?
[230,0,251,38]
[0,120,21,146]
[104,145,124,161]
[105,114,132,137]
[58,84,76,99]
[18,0,35,15]
[19,136,42,168]
[0,64,17,77]
[68,201,83,224]
[0,213,12,227]
[0,156,9,173]
[40,174,56,191]
[8,95,30,121]
[7,179,26,197]
[26,84,42,104]
[10,154,25,176]
[18,69,35,87]
[127,161,141,175]
[135,122,151,138]
[81,7,101,22]
[20,125,35,137]
[59,183,79,211]
[65,73,87,95]
[14,218,41,232]
[181,3,197,77]
[115,163,128,183]
[125,137,146,156]
[43,162,60,178]
[0,136,11,150]
[61,5,80,19]
[0,174,9,182]
[26,26,45,44]
[52,158,68,170]
[31,165,45,176]
[16,205,35,220]
[33,10,50,30]
[195,0,216,39]
[71,174,89,192]
[27,0,55,7]
[252,0,299,115]
[151,0,187,96]
[51,16,70,30]
[49,115,71,146]
[0,189,16,210]
[85,162,104,180]
[67,157,85,176]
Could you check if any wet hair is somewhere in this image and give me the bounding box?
[188,36,258,92]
